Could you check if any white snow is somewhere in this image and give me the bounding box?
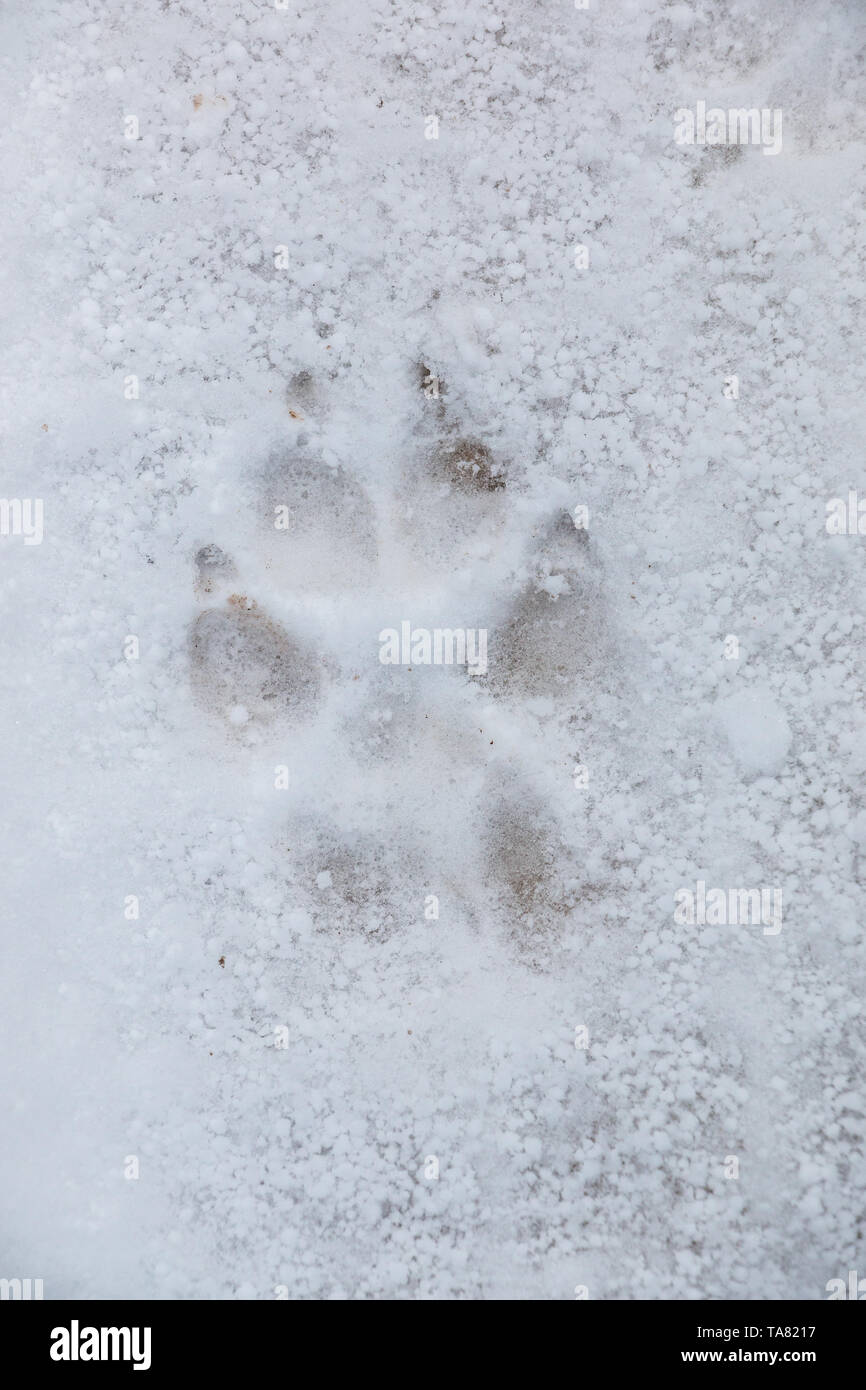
[0,0,864,1302]
[717,689,792,776]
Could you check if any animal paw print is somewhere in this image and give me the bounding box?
[187,363,621,954]
[189,549,325,732]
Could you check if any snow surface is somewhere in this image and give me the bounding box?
[1,0,865,1300]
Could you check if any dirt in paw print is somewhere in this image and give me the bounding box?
[188,591,324,733]
[489,509,612,699]
[389,363,511,581]
[487,780,563,913]
[431,436,506,494]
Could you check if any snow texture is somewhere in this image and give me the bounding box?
[1,0,864,1300]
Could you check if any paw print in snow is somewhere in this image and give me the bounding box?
[186,363,620,956]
